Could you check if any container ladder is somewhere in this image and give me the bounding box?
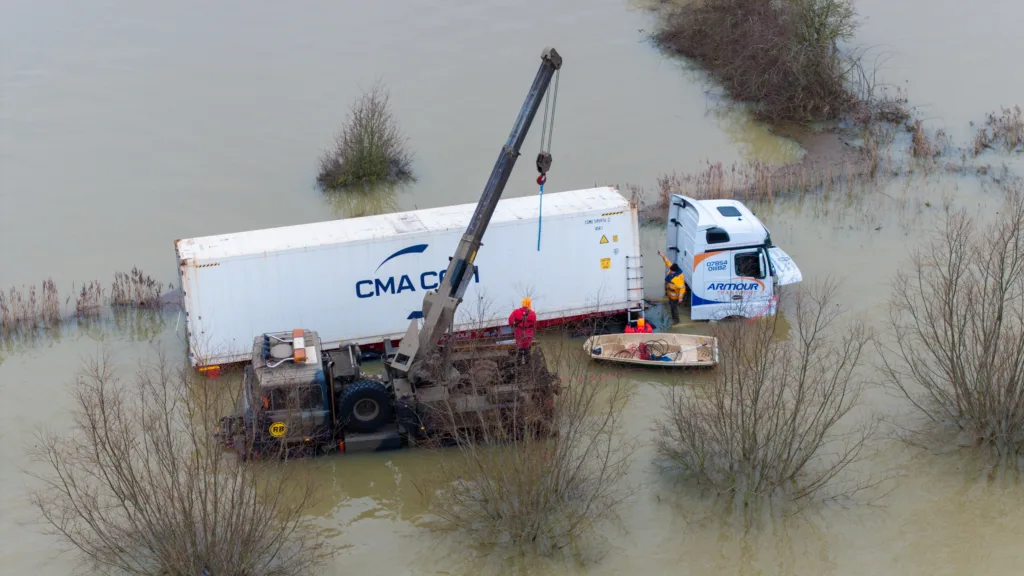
[625,255,646,325]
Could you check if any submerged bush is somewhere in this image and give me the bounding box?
[656,283,873,501]
[655,0,858,123]
[29,353,325,574]
[881,184,1024,455]
[318,82,413,190]
[418,340,634,556]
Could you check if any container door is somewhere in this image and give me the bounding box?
[768,246,803,286]
[691,251,731,320]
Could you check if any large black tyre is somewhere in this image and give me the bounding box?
[337,379,393,433]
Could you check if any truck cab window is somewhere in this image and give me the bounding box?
[706,227,730,244]
[293,385,323,410]
[265,387,288,411]
[735,252,764,278]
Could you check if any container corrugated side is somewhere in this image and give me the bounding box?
[177,187,639,366]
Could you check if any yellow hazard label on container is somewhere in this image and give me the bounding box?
[269,422,288,438]
[600,235,609,244]
[613,235,618,242]
[600,258,611,269]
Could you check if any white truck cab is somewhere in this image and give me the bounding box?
[666,194,802,321]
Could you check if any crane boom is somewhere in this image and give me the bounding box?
[387,47,563,381]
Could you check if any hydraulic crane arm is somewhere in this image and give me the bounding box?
[388,47,563,380]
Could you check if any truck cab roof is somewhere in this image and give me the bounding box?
[674,195,770,250]
[251,329,325,388]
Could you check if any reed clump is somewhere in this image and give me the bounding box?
[111,267,162,308]
[972,106,1024,156]
[75,281,104,318]
[1,268,169,338]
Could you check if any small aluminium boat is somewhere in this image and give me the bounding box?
[583,333,719,368]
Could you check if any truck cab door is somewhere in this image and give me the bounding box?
[730,249,773,318]
[691,251,731,320]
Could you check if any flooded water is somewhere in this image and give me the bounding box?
[853,0,1024,144]
[3,0,1024,574]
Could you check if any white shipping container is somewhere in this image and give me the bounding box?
[175,187,642,366]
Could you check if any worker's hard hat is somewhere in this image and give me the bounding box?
[521,297,532,309]
[638,318,646,327]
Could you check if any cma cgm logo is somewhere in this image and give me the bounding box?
[355,244,480,299]
[707,278,765,292]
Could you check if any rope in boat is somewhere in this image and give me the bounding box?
[612,339,672,360]
[609,339,710,362]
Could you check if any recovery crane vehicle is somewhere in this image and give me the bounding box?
[217,47,563,458]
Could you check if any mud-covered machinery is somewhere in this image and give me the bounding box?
[217,47,563,457]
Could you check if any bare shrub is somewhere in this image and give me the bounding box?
[318,81,413,190]
[656,282,872,501]
[111,267,162,308]
[972,105,1024,156]
[418,339,635,555]
[28,352,325,575]
[655,0,858,123]
[880,185,1024,454]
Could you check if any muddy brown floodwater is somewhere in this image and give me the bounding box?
[3,0,1024,574]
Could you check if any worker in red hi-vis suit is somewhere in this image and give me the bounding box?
[625,318,654,333]
[508,297,537,364]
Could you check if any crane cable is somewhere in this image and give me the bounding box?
[536,69,560,252]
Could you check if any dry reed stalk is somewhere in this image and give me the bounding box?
[41,278,60,326]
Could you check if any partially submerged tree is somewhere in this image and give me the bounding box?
[28,353,326,575]
[654,0,859,123]
[318,81,413,190]
[417,337,635,556]
[880,185,1024,454]
[656,282,872,501]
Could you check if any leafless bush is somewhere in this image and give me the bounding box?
[972,105,1024,156]
[656,282,873,502]
[28,352,326,575]
[111,267,162,308]
[318,81,413,190]
[655,0,859,123]
[417,339,635,556]
[880,185,1024,454]
[75,280,104,317]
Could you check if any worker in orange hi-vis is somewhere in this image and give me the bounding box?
[508,297,538,365]
[657,250,687,324]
